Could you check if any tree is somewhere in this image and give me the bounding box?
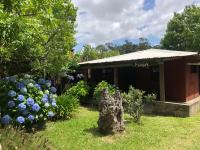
[0,0,77,77]
[78,37,152,62]
[108,38,151,54]
[78,44,120,62]
[138,38,151,50]
[121,40,138,54]
[161,5,200,51]
[79,45,99,62]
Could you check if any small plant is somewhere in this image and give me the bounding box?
[93,81,116,105]
[55,81,88,119]
[56,94,79,119]
[123,86,145,123]
[66,80,89,100]
[144,93,157,103]
[123,86,156,124]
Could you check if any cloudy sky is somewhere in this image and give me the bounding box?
[73,0,200,50]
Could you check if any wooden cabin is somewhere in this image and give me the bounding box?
[79,49,200,117]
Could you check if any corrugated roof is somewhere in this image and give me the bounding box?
[79,49,198,65]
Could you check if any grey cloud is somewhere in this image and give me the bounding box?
[73,0,200,45]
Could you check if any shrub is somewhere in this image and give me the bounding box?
[122,86,156,123]
[66,80,89,100]
[55,81,88,119]
[0,75,57,130]
[93,81,116,105]
[122,86,144,123]
[56,94,79,119]
[144,93,157,103]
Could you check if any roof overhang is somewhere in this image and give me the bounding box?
[79,49,199,69]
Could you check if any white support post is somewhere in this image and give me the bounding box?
[159,63,165,101]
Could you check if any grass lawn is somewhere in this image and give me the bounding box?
[34,107,200,150]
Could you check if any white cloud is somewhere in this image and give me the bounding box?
[73,0,200,45]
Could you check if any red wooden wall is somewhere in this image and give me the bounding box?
[185,65,199,101]
[165,58,199,102]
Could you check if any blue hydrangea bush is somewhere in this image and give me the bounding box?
[0,75,57,129]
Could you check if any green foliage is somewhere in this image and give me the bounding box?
[122,86,144,123]
[56,94,79,119]
[79,45,99,62]
[78,44,120,62]
[122,86,156,123]
[162,5,200,51]
[0,127,51,150]
[78,38,153,62]
[111,38,151,54]
[93,81,116,105]
[144,93,157,103]
[0,0,77,76]
[56,81,89,119]
[66,80,89,100]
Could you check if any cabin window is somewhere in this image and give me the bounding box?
[191,65,197,74]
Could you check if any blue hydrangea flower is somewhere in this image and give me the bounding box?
[26,98,35,106]
[8,100,15,108]
[51,99,56,103]
[16,116,25,124]
[32,103,40,112]
[1,115,11,125]
[44,103,50,108]
[35,84,41,90]
[17,82,25,89]
[17,95,25,102]
[38,78,46,84]
[50,87,57,94]
[45,80,51,87]
[20,87,27,94]
[52,102,57,107]
[76,74,84,79]
[43,94,48,98]
[52,98,56,102]
[67,75,74,81]
[8,90,16,97]
[18,103,26,111]
[41,97,48,103]
[47,111,55,117]
[27,115,34,121]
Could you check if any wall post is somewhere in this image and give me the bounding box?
[159,63,165,101]
[114,68,118,87]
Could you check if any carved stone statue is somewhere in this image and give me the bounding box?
[98,89,125,134]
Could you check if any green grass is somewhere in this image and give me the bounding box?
[0,127,50,150]
[2,107,200,150]
[37,107,200,150]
